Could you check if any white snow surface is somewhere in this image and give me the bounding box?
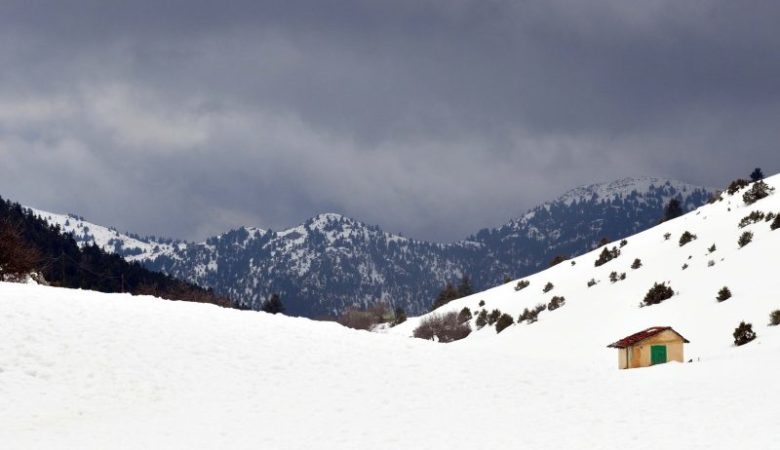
[2,176,780,449]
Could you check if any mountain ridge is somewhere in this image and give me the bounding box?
[28,176,715,317]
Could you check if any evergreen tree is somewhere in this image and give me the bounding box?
[662,198,683,222]
[431,282,459,310]
[456,275,473,298]
[750,167,764,182]
[261,293,285,314]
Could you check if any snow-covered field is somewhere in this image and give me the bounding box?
[2,176,780,449]
[1,281,778,450]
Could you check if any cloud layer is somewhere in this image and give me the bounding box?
[1,0,779,241]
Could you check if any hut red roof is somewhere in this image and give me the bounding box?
[607,326,690,348]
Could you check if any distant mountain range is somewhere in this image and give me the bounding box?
[30,177,714,317]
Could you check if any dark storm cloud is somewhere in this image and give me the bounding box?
[1,0,779,241]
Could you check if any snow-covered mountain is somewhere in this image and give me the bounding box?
[392,175,780,355]
[29,177,713,317]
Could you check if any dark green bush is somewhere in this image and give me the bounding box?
[771,215,780,231]
[547,296,566,311]
[733,321,756,346]
[743,180,774,205]
[495,313,514,334]
[587,278,597,288]
[631,258,642,269]
[679,231,697,247]
[514,280,530,291]
[642,282,674,306]
[769,310,780,326]
[457,307,473,324]
[475,310,488,329]
[738,211,765,228]
[716,286,732,302]
[726,179,750,195]
[542,282,554,293]
[738,231,753,248]
[594,246,620,267]
[487,309,501,326]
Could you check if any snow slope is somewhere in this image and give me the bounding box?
[1,281,778,450]
[392,175,780,366]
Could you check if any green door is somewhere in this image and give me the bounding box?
[651,345,667,365]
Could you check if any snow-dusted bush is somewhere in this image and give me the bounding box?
[631,258,642,269]
[742,181,774,205]
[518,304,546,324]
[547,296,566,311]
[514,280,530,291]
[495,313,514,334]
[594,246,620,267]
[642,282,674,306]
[738,231,754,248]
[413,312,471,343]
[679,231,697,246]
[487,309,501,326]
[542,282,554,293]
[620,239,628,247]
[726,179,750,195]
[587,278,597,288]
[738,211,766,228]
[733,321,756,346]
[716,286,732,302]
[769,310,780,326]
[457,307,472,324]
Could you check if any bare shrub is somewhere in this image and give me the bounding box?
[413,312,471,343]
[0,220,42,281]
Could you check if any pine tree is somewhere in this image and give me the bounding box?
[662,198,684,222]
[750,167,764,182]
[456,275,473,298]
[261,293,285,314]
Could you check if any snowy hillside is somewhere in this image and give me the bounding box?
[29,177,713,317]
[27,208,184,263]
[1,278,778,449]
[393,175,780,366]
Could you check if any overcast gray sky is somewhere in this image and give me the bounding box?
[1,0,778,242]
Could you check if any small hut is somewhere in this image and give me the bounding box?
[607,326,690,369]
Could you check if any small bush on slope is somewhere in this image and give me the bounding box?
[679,231,697,246]
[733,322,756,346]
[495,314,514,334]
[413,312,471,343]
[547,296,566,311]
[738,231,754,248]
[769,310,780,326]
[726,179,750,195]
[587,278,597,288]
[549,255,568,267]
[514,280,530,291]
[739,211,766,228]
[771,215,780,231]
[642,282,674,307]
[716,287,732,302]
[743,181,775,205]
[594,246,620,267]
[518,304,547,324]
[542,282,554,293]
[457,307,472,324]
[631,258,642,269]
[487,309,502,326]
[475,310,488,329]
